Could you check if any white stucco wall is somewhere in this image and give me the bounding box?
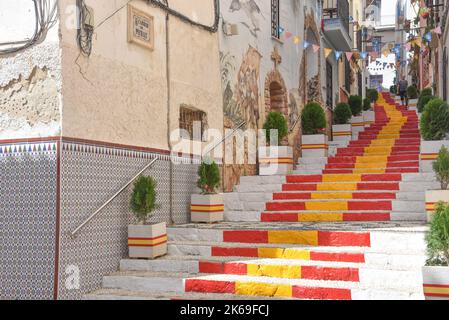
[0,0,62,139]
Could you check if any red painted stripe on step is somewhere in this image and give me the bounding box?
[261,213,298,222]
[318,231,371,247]
[352,193,395,200]
[287,175,323,183]
[357,182,399,190]
[266,202,306,211]
[223,262,248,275]
[283,184,317,191]
[273,193,312,200]
[185,279,235,294]
[361,174,402,182]
[348,201,392,211]
[223,230,269,244]
[310,251,365,263]
[343,212,390,221]
[387,161,419,168]
[301,266,360,282]
[199,261,224,274]
[292,286,352,300]
[211,247,258,258]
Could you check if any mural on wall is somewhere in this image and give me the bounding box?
[221,46,261,192]
[229,0,264,38]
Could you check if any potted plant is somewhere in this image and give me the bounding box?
[417,87,434,113]
[191,160,224,223]
[348,95,364,139]
[362,97,375,127]
[422,203,449,300]
[301,102,327,158]
[426,146,449,222]
[367,89,379,108]
[407,85,419,111]
[332,102,352,142]
[259,111,292,175]
[128,175,166,259]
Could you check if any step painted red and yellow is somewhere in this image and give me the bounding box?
[423,284,449,298]
[261,212,390,222]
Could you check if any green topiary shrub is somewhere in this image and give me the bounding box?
[130,176,158,224]
[363,98,371,111]
[421,87,433,97]
[407,85,418,99]
[348,95,363,116]
[197,160,221,194]
[418,95,436,113]
[367,89,379,103]
[334,102,352,125]
[263,112,288,144]
[433,146,449,190]
[425,203,449,266]
[390,85,397,94]
[420,98,449,141]
[301,102,326,135]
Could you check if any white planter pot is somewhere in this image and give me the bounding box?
[362,110,375,127]
[409,98,418,111]
[351,116,365,139]
[420,141,449,173]
[191,193,224,223]
[425,190,449,222]
[422,266,449,300]
[258,146,293,176]
[128,222,167,259]
[332,124,352,142]
[301,134,328,158]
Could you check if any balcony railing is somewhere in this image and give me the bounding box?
[323,0,350,35]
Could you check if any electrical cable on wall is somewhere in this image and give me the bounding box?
[0,0,58,56]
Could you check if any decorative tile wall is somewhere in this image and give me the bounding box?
[0,142,58,300]
[57,142,199,299]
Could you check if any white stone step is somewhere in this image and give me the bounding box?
[402,173,437,182]
[396,192,425,201]
[399,181,440,192]
[225,211,261,222]
[391,200,425,212]
[236,184,282,193]
[390,212,427,221]
[239,176,286,185]
[293,169,324,175]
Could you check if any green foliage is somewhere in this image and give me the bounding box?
[421,87,433,97]
[426,203,449,266]
[367,89,379,103]
[433,146,449,190]
[420,98,449,141]
[130,176,157,224]
[333,103,352,125]
[407,85,418,99]
[390,85,397,94]
[363,98,371,111]
[348,95,363,116]
[197,160,221,194]
[301,102,326,135]
[263,112,288,144]
[418,95,436,113]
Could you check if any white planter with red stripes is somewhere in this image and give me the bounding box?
[351,115,365,139]
[425,190,449,222]
[409,98,418,112]
[420,141,449,172]
[128,222,167,259]
[191,194,224,223]
[301,134,328,158]
[363,110,375,127]
[332,124,352,142]
[258,146,293,175]
[422,266,449,300]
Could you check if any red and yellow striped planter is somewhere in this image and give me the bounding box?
[423,266,449,300]
[191,194,224,223]
[128,222,167,259]
[332,124,352,142]
[301,134,328,158]
[425,190,449,222]
[259,146,293,175]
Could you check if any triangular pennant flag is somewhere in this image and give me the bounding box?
[278,27,285,35]
[415,38,422,47]
[345,52,354,61]
[312,45,320,53]
[293,36,300,45]
[405,42,411,51]
[434,26,442,35]
[424,32,432,42]
[284,31,293,39]
[334,51,342,60]
[303,41,310,49]
[361,52,368,59]
[324,48,332,58]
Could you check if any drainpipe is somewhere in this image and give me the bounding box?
[165,12,174,225]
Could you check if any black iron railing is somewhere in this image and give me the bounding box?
[323,0,350,35]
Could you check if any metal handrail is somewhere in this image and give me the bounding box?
[70,157,159,237]
[202,121,246,158]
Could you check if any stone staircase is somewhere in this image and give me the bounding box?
[86,92,432,300]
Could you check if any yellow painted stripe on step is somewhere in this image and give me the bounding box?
[369,140,396,146]
[364,146,392,153]
[298,213,343,222]
[257,248,311,260]
[310,192,353,199]
[305,201,348,211]
[268,231,319,245]
[247,264,302,279]
[235,282,293,298]
[355,162,387,169]
[352,169,385,174]
[317,183,358,191]
[423,286,449,295]
[356,156,389,163]
[322,174,361,182]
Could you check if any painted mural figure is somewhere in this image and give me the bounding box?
[229,0,263,37]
